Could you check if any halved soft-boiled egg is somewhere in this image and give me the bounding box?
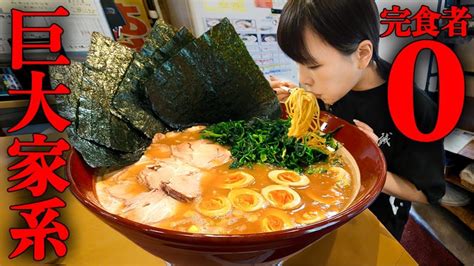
[296,209,326,224]
[328,167,351,188]
[196,196,232,217]
[220,171,255,189]
[261,185,301,210]
[228,188,265,212]
[261,209,294,232]
[268,170,310,187]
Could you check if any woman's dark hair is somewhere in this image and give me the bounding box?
[277,0,391,80]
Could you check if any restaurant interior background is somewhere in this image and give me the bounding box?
[0,0,472,265]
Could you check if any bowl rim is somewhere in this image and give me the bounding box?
[67,113,387,245]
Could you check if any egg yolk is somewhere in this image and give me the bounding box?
[278,172,300,182]
[264,215,284,231]
[225,173,245,184]
[269,190,293,205]
[201,197,225,210]
[236,194,256,207]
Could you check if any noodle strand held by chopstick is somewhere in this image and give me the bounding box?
[284,88,326,151]
[285,88,316,138]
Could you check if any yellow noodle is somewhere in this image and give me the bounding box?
[284,88,326,151]
[285,88,316,138]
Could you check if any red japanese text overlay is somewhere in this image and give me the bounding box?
[380,5,470,141]
[7,6,72,261]
[9,198,69,261]
[8,134,71,196]
[380,5,472,38]
[8,71,71,133]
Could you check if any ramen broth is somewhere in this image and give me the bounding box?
[96,127,358,234]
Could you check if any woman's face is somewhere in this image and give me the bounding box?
[299,28,363,105]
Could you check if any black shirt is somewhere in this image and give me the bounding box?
[326,82,446,239]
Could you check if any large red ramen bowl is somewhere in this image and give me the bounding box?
[67,111,386,265]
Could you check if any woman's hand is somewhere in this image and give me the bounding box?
[353,119,428,204]
[353,119,378,144]
[269,75,297,102]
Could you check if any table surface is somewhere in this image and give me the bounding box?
[0,133,417,266]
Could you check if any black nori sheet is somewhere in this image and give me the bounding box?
[151,26,195,64]
[111,53,169,139]
[50,61,143,168]
[141,20,177,58]
[112,23,194,138]
[129,20,177,101]
[68,127,143,168]
[145,18,281,129]
[50,62,84,123]
[76,32,150,153]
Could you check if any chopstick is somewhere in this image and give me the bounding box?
[280,86,295,94]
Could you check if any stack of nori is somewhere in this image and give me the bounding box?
[50,62,143,168]
[76,32,150,154]
[51,18,281,169]
[112,22,194,138]
[145,18,281,129]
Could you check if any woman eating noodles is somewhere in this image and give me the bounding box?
[271,0,446,240]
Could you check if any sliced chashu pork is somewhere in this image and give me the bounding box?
[105,181,147,200]
[138,158,202,202]
[96,179,148,214]
[121,189,178,225]
[171,139,231,169]
[96,182,124,214]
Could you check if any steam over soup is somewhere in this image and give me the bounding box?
[96,126,360,234]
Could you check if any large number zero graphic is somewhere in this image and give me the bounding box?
[388,40,465,142]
